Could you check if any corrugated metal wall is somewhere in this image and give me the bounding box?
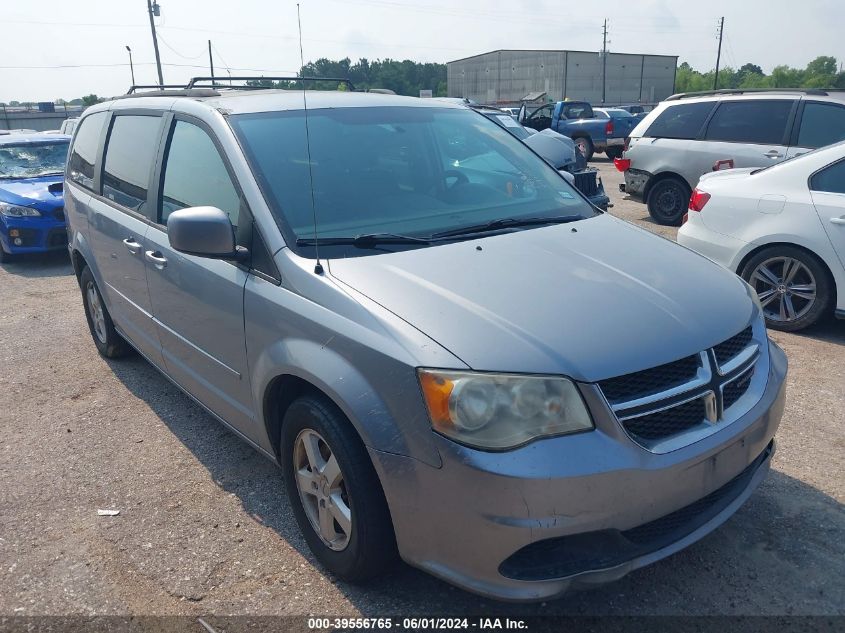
[447,50,677,105]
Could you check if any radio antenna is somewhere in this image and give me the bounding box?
[297,3,323,275]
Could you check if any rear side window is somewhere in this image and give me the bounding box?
[67,112,107,190]
[563,103,593,119]
[644,101,714,140]
[810,159,845,194]
[704,100,794,144]
[159,120,241,227]
[797,102,845,149]
[102,115,162,213]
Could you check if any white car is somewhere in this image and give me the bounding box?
[678,141,845,331]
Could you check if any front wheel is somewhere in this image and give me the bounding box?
[741,246,832,332]
[646,177,690,226]
[282,395,397,582]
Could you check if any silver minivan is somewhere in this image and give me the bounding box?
[621,89,845,225]
[65,82,787,602]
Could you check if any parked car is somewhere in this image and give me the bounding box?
[618,88,845,226]
[617,104,650,120]
[0,128,38,136]
[0,133,71,262]
[518,100,624,161]
[593,108,640,157]
[66,85,786,602]
[678,141,845,331]
[60,118,79,136]
[472,106,609,209]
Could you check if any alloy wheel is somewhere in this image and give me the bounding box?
[749,256,817,323]
[293,428,352,551]
[86,281,108,344]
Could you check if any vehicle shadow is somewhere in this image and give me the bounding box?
[0,250,72,278]
[106,354,844,616]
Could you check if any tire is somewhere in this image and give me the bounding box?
[282,394,397,582]
[573,136,594,162]
[606,146,623,160]
[646,177,691,226]
[79,266,131,358]
[740,246,832,332]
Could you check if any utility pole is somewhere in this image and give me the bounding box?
[601,19,608,104]
[125,46,135,87]
[208,40,215,83]
[713,16,724,90]
[146,0,164,86]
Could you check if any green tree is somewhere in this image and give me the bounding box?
[81,94,101,106]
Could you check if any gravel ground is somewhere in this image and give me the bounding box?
[0,160,843,618]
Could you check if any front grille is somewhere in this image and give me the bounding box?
[714,326,753,366]
[573,170,598,196]
[499,441,773,581]
[599,354,700,404]
[53,207,65,222]
[723,368,754,410]
[598,324,762,449]
[47,228,68,248]
[623,397,705,442]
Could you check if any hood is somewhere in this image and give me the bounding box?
[328,214,755,382]
[524,129,579,171]
[0,176,64,210]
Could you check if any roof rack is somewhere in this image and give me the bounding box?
[665,88,845,101]
[124,76,357,96]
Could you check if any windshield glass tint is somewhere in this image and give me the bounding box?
[0,142,69,178]
[231,106,594,249]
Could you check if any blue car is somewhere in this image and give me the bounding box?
[0,133,71,262]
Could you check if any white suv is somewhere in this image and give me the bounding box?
[619,89,845,225]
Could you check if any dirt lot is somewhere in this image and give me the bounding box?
[1,160,843,618]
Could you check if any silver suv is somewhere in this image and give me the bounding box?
[620,88,845,225]
[65,80,787,602]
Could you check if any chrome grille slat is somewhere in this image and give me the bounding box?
[598,324,765,451]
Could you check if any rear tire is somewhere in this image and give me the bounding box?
[740,246,832,332]
[646,177,691,226]
[79,266,131,358]
[282,394,397,582]
[573,136,594,162]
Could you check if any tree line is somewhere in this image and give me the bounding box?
[675,56,845,93]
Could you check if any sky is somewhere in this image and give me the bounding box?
[1,0,843,103]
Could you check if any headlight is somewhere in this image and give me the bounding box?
[0,202,41,217]
[418,369,594,450]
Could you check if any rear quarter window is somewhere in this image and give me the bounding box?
[810,159,845,194]
[644,101,715,140]
[67,112,108,191]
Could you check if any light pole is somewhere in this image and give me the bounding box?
[125,46,135,86]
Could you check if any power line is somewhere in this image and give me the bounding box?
[156,31,207,60]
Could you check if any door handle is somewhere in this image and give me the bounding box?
[764,150,783,159]
[122,237,142,254]
[144,250,168,269]
[831,216,845,225]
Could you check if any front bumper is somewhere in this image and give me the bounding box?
[370,341,787,602]
[0,216,68,255]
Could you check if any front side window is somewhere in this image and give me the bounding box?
[704,100,794,145]
[810,159,845,194]
[645,101,715,140]
[797,102,845,149]
[231,106,596,257]
[67,112,107,189]
[0,141,68,179]
[160,120,241,227]
[102,115,162,213]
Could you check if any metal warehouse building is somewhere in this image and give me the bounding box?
[447,49,678,105]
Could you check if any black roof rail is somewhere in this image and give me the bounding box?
[186,76,356,91]
[665,88,845,101]
[126,84,188,94]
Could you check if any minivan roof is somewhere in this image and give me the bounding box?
[94,89,465,116]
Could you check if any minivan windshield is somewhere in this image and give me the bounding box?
[231,106,596,256]
[0,141,69,179]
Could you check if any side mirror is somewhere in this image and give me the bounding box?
[167,206,248,262]
[518,104,526,123]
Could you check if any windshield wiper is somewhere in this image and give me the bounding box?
[296,233,433,248]
[432,214,583,239]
